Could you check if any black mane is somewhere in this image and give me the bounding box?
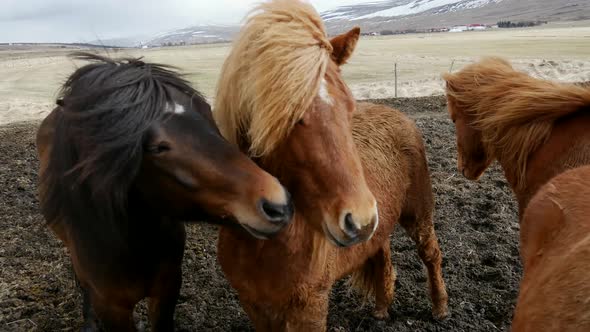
[40,52,205,232]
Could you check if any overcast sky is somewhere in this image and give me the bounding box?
[0,0,379,43]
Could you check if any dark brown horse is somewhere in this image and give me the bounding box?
[36,53,293,331]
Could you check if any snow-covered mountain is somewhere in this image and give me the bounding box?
[144,25,238,46]
[89,0,590,47]
[323,0,504,22]
[88,25,239,48]
[322,0,590,35]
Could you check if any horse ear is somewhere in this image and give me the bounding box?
[329,27,360,66]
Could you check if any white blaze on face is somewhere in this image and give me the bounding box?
[173,103,186,114]
[319,78,333,106]
[166,103,186,114]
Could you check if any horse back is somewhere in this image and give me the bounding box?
[523,111,590,213]
[514,165,590,331]
[352,102,432,228]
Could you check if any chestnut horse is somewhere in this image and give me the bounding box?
[513,166,590,331]
[444,57,590,216]
[443,57,590,330]
[37,53,293,331]
[214,1,448,330]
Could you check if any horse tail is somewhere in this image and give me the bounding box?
[347,260,377,303]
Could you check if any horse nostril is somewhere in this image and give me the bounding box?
[260,199,292,224]
[343,213,360,238]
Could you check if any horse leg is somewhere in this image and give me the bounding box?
[372,246,396,319]
[92,298,137,332]
[148,224,185,332]
[284,292,329,332]
[241,292,329,332]
[241,302,277,332]
[70,270,100,332]
[148,264,182,332]
[349,245,395,319]
[400,213,449,320]
[79,283,100,331]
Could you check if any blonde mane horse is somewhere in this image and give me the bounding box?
[215,0,449,330]
[215,0,333,157]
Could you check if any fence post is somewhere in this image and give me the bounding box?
[394,62,398,98]
[449,59,455,73]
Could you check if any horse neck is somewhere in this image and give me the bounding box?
[494,156,522,194]
[284,214,331,265]
[489,152,531,217]
[475,113,531,209]
[255,157,333,270]
[227,212,332,281]
[126,189,166,225]
[77,189,161,243]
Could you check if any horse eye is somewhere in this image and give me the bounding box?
[146,143,171,154]
[297,119,305,125]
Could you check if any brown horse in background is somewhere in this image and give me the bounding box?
[443,57,590,216]
[443,57,590,330]
[513,166,590,331]
[214,1,448,330]
[37,53,293,331]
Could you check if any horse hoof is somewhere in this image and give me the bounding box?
[372,308,390,320]
[432,306,450,321]
[80,320,100,332]
[136,320,147,332]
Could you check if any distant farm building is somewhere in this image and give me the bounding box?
[427,27,450,33]
[450,26,468,32]
[360,31,381,36]
[450,24,488,32]
[467,24,487,31]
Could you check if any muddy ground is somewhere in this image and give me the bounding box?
[0,96,521,331]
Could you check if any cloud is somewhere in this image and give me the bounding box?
[0,0,382,43]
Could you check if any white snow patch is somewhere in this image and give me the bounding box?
[352,0,504,20]
[323,11,354,21]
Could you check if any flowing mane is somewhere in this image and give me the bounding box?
[40,52,204,227]
[443,57,590,189]
[214,0,333,156]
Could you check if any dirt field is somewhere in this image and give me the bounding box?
[0,96,522,331]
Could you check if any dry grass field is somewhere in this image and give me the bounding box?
[1,24,590,125]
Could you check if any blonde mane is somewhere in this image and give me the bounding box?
[444,57,590,189]
[214,0,333,157]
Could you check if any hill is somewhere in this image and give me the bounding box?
[322,0,590,34]
[90,0,590,47]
